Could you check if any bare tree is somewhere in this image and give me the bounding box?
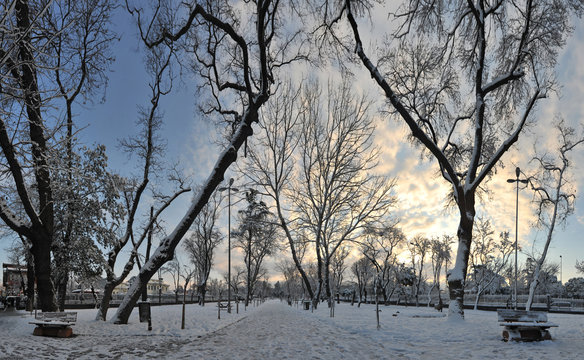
[295,78,398,305]
[427,235,452,309]
[112,0,305,324]
[277,259,303,301]
[180,266,195,330]
[409,235,430,307]
[183,189,223,306]
[525,121,584,310]
[228,266,246,304]
[330,246,350,299]
[468,218,513,310]
[244,80,316,303]
[163,257,182,304]
[361,224,406,304]
[352,256,373,306]
[96,49,190,321]
[317,0,583,318]
[207,278,226,302]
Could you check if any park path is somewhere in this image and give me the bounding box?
[172,301,401,359]
[1,301,401,360]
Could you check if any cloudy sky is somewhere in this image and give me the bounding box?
[1,4,583,289]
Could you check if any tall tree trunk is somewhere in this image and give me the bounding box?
[96,281,116,321]
[324,259,332,305]
[26,250,35,312]
[314,242,324,308]
[12,0,57,312]
[57,94,75,313]
[275,203,314,301]
[447,207,474,319]
[199,284,206,306]
[57,271,69,311]
[30,232,57,311]
[142,207,154,302]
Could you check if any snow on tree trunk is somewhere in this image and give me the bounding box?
[111,107,261,324]
[473,285,484,311]
[526,263,542,311]
[448,212,473,319]
[427,283,435,308]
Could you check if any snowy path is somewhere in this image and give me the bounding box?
[1,300,582,359]
[174,301,398,359]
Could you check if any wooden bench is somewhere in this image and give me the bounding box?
[497,309,557,342]
[29,312,77,338]
[550,301,572,310]
[217,302,231,311]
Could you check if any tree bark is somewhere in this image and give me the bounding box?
[324,259,332,304]
[447,205,474,318]
[275,203,314,301]
[30,231,57,311]
[199,284,206,306]
[25,250,35,312]
[4,0,58,313]
[57,271,69,312]
[96,282,116,321]
[473,285,484,311]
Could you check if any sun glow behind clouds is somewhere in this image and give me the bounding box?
[2,4,583,290]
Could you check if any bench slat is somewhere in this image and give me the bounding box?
[35,312,77,323]
[497,309,547,323]
[29,320,75,327]
[499,322,558,328]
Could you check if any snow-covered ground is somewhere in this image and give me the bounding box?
[1,300,582,359]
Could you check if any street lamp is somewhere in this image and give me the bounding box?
[218,178,239,314]
[507,167,528,310]
[560,255,562,285]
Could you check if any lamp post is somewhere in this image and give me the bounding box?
[507,167,528,310]
[560,255,562,285]
[218,178,239,314]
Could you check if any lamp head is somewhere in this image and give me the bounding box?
[515,167,520,178]
[229,178,234,186]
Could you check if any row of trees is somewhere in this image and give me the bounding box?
[275,229,584,306]
[0,0,582,324]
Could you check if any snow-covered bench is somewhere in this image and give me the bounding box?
[29,311,77,338]
[497,309,557,341]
